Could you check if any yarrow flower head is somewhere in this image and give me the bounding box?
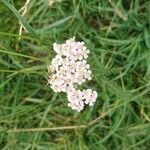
[48,37,97,111]
[67,88,97,112]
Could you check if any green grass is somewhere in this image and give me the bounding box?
[0,0,150,149]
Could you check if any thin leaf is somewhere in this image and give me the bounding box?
[0,0,38,38]
[36,16,73,33]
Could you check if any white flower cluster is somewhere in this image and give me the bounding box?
[48,37,97,111]
[67,89,97,111]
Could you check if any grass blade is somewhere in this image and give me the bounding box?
[0,0,38,38]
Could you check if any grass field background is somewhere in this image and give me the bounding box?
[0,0,150,149]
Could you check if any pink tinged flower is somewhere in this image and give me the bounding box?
[83,89,98,106]
[47,37,97,111]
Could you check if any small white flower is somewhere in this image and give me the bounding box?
[48,37,97,111]
[66,88,97,111]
